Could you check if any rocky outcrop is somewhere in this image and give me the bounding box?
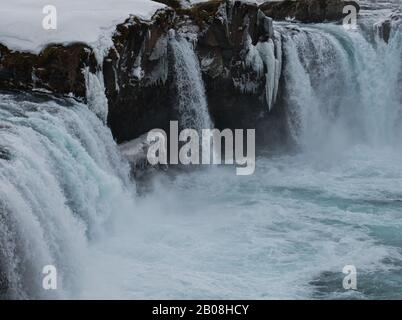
[0,0,349,146]
[102,9,176,143]
[0,44,98,97]
[374,10,401,43]
[104,0,291,144]
[198,1,279,129]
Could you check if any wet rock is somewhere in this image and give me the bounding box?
[375,10,401,43]
[0,0,356,147]
[104,1,285,144]
[0,44,97,98]
[103,10,177,143]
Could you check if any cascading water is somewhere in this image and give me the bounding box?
[1,3,402,301]
[0,92,135,299]
[0,32,216,300]
[84,68,109,124]
[280,15,402,150]
[169,33,213,131]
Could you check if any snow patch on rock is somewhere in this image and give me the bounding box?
[0,0,165,55]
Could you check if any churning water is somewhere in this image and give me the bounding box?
[1,4,402,299]
[0,93,136,299]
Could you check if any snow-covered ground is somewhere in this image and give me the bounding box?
[3,0,396,56]
[0,0,284,55]
[0,0,165,54]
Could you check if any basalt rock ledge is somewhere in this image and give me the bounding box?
[0,0,354,145]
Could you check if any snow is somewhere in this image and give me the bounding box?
[0,0,165,54]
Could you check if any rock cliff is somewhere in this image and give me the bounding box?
[0,0,353,145]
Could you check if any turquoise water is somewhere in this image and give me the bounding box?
[1,3,401,299]
[90,145,401,299]
[92,20,402,296]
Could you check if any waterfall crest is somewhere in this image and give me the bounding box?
[85,67,109,124]
[169,34,213,131]
[0,3,401,300]
[0,92,134,299]
[280,20,402,150]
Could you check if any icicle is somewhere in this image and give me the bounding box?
[84,67,109,124]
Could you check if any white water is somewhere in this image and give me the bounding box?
[280,21,402,150]
[1,6,402,300]
[0,93,135,299]
[85,67,109,123]
[84,18,402,299]
[169,34,213,131]
[99,149,402,299]
[85,18,401,299]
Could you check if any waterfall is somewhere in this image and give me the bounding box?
[169,33,213,131]
[0,3,401,301]
[84,67,109,124]
[279,19,402,150]
[0,92,135,299]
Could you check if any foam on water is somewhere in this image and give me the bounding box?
[0,4,401,300]
[80,144,402,299]
[0,92,135,299]
[78,13,402,299]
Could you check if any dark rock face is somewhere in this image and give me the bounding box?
[381,20,392,42]
[198,1,271,131]
[103,10,177,143]
[0,0,348,146]
[104,1,289,144]
[0,44,97,98]
[104,0,350,144]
